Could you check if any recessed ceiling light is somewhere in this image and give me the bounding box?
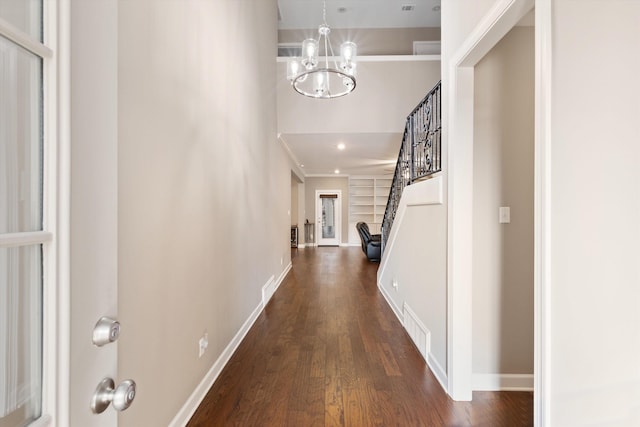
[300,164,305,168]
[337,143,346,150]
[334,169,340,174]
[432,5,441,12]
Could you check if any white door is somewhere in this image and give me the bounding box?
[0,1,127,426]
[316,190,342,246]
[68,1,127,426]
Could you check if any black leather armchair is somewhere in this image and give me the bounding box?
[356,222,381,262]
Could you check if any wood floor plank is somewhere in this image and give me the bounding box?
[187,247,533,426]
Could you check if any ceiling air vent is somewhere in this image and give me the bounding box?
[401,4,415,11]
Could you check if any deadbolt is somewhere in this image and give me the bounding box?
[91,378,136,414]
[92,317,120,347]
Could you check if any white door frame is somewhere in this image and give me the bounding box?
[0,0,69,425]
[315,190,342,246]
[445,0,538,408]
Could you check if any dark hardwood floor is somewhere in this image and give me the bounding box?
[187,247,533,426]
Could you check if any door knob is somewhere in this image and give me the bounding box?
[92,317,120,346]
[91,378,137,414]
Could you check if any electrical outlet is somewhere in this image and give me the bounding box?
[198,333,209,358]
[392,279,399,291]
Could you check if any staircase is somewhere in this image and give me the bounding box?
[381,81,442,252]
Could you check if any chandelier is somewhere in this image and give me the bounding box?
[286,0,357,99]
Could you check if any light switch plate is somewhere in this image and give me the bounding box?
[499,207,511,224]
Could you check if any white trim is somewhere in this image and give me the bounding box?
[534,1,553,426]
[446,63,474,402]
[271,262,292,302]
[168,301,265,427]
[0,16,53,58]
[50,0,71,424]
[403,303,430,360]
[261,264,292,310]
[306,173,350,178]
[452,0,534,67]
[278,134,305,180]
[315,190,342,246]
[427,352,448,393]
[277,262,292,288]
[377,280,403,324]
[472,374,534,392]
[261,275,276,307]
[0,231,53,247]
[28,415,52,427]
[340,243,359,247]
[169,265,292,427]
[445,0,534,402]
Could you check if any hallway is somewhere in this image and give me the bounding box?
[187,247,532,426]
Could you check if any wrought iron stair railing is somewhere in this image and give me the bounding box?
[381,81,442,252]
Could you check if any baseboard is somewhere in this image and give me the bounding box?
[169,263,292,427]
[402,303,448,395]
[261,275,276,306]
[427,352,448,392]
[168,301,264,427]
[274,262,292,297]
[472,373,534,391]
[403,303,430,361]
[377,280,403,324]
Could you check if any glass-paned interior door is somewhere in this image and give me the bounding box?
[322,198,336,239]
[0,0,49,425]
[317,192,341,246]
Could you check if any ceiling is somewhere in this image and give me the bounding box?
[277,0,441,178]
[282,133,400,176]
[278,0,442,30]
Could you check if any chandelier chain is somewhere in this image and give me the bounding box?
[322,0,327,25]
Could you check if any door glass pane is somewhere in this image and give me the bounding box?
[0,0,42,42]
[321,198,336,239]
[0,245,42,426]
[0,35,43,234]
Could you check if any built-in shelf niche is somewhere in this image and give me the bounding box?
[348,176,392,243]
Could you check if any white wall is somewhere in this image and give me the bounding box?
[377,177,447,386]
[472,26,534,385]
[304,177,349,245]
[114,1,290,426]
[546,1,640,424]
[277,60,441,135]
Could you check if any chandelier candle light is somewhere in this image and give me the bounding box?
[286,0,357,99]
